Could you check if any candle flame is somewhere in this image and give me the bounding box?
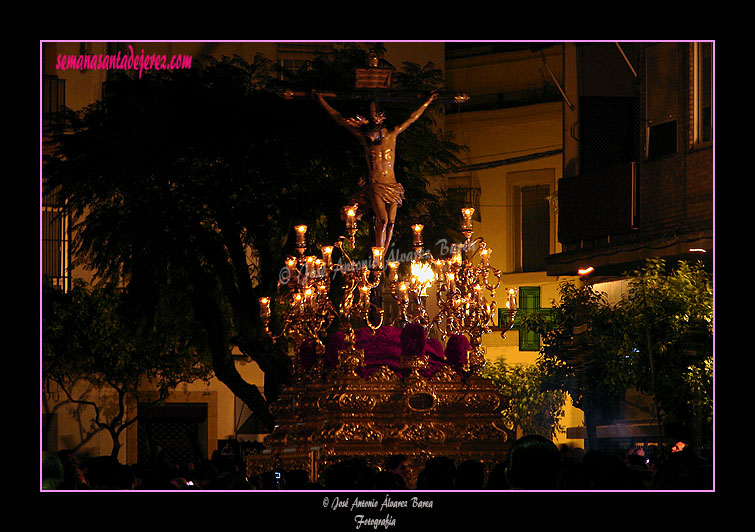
[411,261,435,286]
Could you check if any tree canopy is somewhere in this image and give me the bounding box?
[521,258,713,450]
[43,44,467,430]
[43,277,214,457]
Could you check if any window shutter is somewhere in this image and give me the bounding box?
[645,43,678,125]
[501,286,544,351]
[645,43,679,158]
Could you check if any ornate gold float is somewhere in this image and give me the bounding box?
[247,207,518,486]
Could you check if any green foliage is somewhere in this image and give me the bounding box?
[519,258,713,444]
[42,276,213,456]
[43,277,213,394]
[616,258,713,431]
[482,357,568,440]
[520,280,631,412]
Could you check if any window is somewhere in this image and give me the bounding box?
[509,168,554,273]
[645,43,679,159]
[138,403,209,464]
[647,120,677,159]
[277,43,335,80]
[520,185,550,272]
[693,42,712,145]
[448,175,481,221]
[42,187,70,292]
[517,286,542,351]
[501,285,552,351]
[42,75,65,127]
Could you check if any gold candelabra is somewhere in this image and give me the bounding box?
[429,208,517,373]
[259,204,384,377]
[386,208,518,374]
[260,205,518,377]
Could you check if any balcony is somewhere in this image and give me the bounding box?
[557,162,637,247]
[548,156,712,277]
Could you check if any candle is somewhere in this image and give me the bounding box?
[359,284,371,306]
[345,205,357,229]
[411,224,424,247]
[397,281,409,302]
[480,248,491,268]
[447,272,456,292]
[303,287,314,308]
[321,246,333,267]
[371,246,384,270]
[462,207,474,232]
[387,261,399,282]
[474,284,482,303]
[451,244,462,266]
[305,256,315,277]
[505,288,517,309]
[259,297,271,319]
[285,256,297,284]
[294,225,307,250]
[317,282,328,298]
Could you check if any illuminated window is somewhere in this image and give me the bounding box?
[693,42,712,145]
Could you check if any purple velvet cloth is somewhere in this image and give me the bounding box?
[400,323,426,358]
[325,331,346,369]
[356,326,405,378]
[444,334,471,369]
[319,326,468,379]
[298,339,318,371]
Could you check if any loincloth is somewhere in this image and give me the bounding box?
[370,181,405,207]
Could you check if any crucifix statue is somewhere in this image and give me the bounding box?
[314,90,438,254]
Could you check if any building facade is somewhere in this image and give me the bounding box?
[443,43,584,447]
[550,42,714,453]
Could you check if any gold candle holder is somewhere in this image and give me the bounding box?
[259,296,271,320]
[294,225,308,255]
[411,224,424,249]
[321,246,333,267]
[387,261,399,283]
[446,271,456,292]
[345,204,358,245]
[462,207,475,239]
[451,244,463,267]
[371,246,384,270]
[479,247,491,268]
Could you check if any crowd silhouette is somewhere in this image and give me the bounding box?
[42,435,713,491]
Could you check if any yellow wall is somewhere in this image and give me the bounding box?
[443,47,584,448]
